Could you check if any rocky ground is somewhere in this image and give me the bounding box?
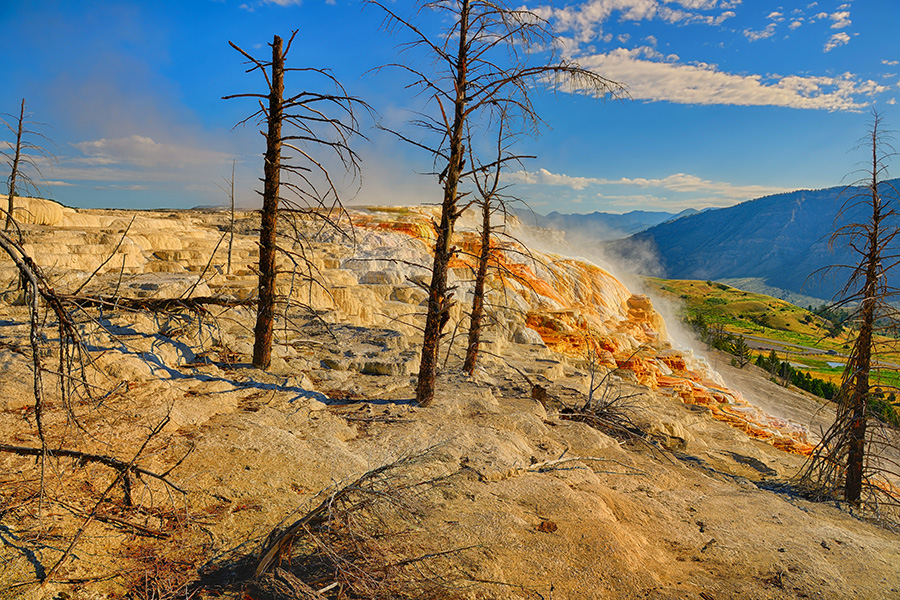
[0,199,898,599]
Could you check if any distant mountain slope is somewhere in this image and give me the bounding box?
[606,181,900,300]
[534,208,698,241]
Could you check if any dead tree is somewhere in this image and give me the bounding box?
[227,160,236,275]
[369,0,625,405]
[1,98,55,233]
[798,111,900,508]
[224,32,365,369]
[462,118,531,375]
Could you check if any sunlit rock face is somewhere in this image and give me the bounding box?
[0,200,811,455]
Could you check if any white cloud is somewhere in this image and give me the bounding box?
[100,184,151,191]
[507,168,603,190]
[744,23,777,41]
[888,98,897,105]
[71,135,231,170]
[811,8,851,28]
[606,173,788,200]
[745,9,787,41]
[824,31,850,52]
[533,0,740,44]
[506,168,788,202]
[714,10,736,23]
[674,0,720,9]
[829,10,851,29]
[789,20,803,29]
[571,47,886,110]
[240,0,300,10]
[883,60,900,66]
[50,135,235,193]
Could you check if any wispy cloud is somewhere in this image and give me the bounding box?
[49,135,234,194]
[71,135,231,170]
[608,173,788,199]
[507,168,603,190]
[744,7,787,41]
[532,0,737,45]
[532,1,878,110]
[824,31,851,52]
[240,0,301,10]
[828,10,851,29]
[506,168,789,205]
[571,47,885,110]
[744,23,777,41]
[812,7,851,29]
[96,183,151,191]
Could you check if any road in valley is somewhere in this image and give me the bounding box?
[737,332,900,370]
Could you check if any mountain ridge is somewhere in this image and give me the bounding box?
[605,180,900,300]
[531,207,699,240]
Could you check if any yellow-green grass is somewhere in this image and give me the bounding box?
[645,277,829,339]
[645,277,900,395]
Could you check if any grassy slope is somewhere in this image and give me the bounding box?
[644,277,900,389]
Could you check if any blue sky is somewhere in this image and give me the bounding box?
[1,0,898,214]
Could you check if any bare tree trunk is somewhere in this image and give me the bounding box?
[253,36,284,370]
[228,160,235,276]
[415,0,469,405]
[227,32,363,370]
[5,99,24,231]
[463,195,490,375]
[845,142,881,502]
[845,307,872,502]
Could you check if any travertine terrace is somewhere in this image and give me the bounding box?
[0,197,898,599]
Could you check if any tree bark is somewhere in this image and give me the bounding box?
[463,195,491,375]
[5,99,24,231]
[228,160,235,276]
[253,36,284,370]
[844,147,881,502]
[415,0,469,405]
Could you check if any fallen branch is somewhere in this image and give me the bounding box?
[63,294,255,313]
[53,499,171,539]
[41,415,170,584]
[91,512,170,539]
[0,443,186,494]
[246,568,328,600]
[253,460,400,578]
[525,456,646,476]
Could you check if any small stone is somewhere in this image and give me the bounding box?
[537,520,558,533]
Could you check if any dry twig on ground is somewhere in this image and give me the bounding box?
[238,450,470,599]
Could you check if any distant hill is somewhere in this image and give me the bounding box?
[605,180,900,301]
[531,208,698,241]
